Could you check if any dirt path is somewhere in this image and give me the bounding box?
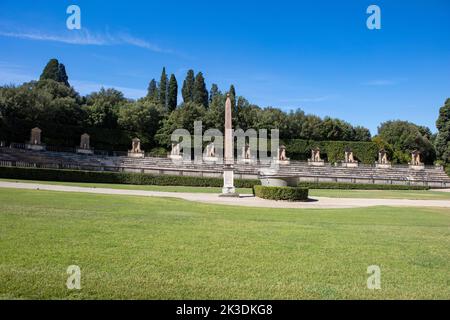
[1,181,450,209]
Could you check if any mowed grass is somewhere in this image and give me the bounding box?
[2,178,450,200]
[0,188,449,299]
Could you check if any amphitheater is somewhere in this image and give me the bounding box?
[1,145,449,188]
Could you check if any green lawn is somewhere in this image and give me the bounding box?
[0,188,449,299]
[2,178,450,200]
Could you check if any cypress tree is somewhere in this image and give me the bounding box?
[147,79,158,101]
[168,74,178,112]
[40,58,69,86]
[193,72,208,107]
[159,67,168,108]
[182,69,195,103]
[209,84,219,103]
[229,85,236,110]
[58,63,70,87]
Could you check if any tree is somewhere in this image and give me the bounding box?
[58,64,70,87]
[182,69,195,103]
[228,85,236,111]
[159,67,168,108]
[167,74,178,112]
[193,72,208,107]
[83,88,127,129]
[378,120,436,164]
[435,98,450,163]
[147,79,158,101]
[209,84,220,104]
[40,59,70,87]
[118,100,163,147]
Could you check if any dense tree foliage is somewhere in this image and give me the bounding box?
[40,58,70,87]
[182,69,195,103]
[0,58,442,164]
[167,74,178,112]
[435,98,450,164]
[377,120,435,163]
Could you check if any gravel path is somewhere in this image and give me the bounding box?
[1,181,450,209]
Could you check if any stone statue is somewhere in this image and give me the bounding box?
[30,127,42,145]
[171,142,180,156]
[26,127,46,151]
[279,145,288,161]
[243,144,251,160]
[311,147,321,162]
[76,133,94,154]
[411,150,422,166]
[131,138,141,153]
[80,133,90,150]
[378,149,389,164]
[128,137,144,158]
[344,147,356,163]
[206,142,216,157]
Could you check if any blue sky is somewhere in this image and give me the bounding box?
[0,0,449,134]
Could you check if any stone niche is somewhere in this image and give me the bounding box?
[128,138,145,158]
[274,145,290,165]
[409,150,424,170]
[76,133,94,155]
[376,149,392,168]
[25,127,46,151]
[308,147,324,166]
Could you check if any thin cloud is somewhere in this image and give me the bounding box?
[0,28,172,54]
[280,96,331,103]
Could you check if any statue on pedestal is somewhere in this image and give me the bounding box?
[26,127,46,151]
[308,147,324,166]
[128,137,145,158]
[76,133,94,154]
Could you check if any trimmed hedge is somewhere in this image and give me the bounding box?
[297,181,429,190]
[284,139,379,164]
[253,185,309,201]
[0,167,260,188]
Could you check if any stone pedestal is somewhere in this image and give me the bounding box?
[274,159,290,165]
[308,160,325,166]
[25,143,46,151]
[376,163,392,169]
[76,148,94,155]
[220,167,239,197]
[203,156,219,163]
[168,154,183,161]
[409,164,425,170]
[342,162,358,168]
[128,151,145,158]
[238,158,256,165]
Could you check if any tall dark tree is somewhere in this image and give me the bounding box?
[193,72,208,107]
[40,58,70,87]
[58,64,70,87]
[435,98,450,163]
[228,84,236,111]
[209,84,220,104]
[167,74,178,112]
[159,67,168,108]
[147,79,158,101]
[182,69,195,103]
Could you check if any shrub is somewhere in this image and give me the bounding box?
[0,167,260,188]
[297,181,429,190]
[253,185,309,201]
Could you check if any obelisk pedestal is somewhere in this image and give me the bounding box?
[220,94,239,197]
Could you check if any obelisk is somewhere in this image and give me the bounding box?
[220,94,238,197]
